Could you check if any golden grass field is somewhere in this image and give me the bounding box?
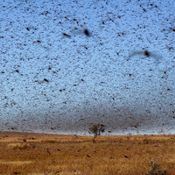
[0,132,174,175]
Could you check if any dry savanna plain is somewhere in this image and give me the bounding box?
[0,132,174,175]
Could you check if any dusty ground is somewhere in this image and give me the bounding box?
[0,132,174,175]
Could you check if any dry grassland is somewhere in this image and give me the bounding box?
[0,132,174,175]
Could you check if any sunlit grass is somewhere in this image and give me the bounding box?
[0,132,174,175]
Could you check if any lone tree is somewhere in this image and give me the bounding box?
[89,123,105,143]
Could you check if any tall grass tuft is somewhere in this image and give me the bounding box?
[146,161,167,175]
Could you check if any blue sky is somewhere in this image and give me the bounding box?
[0,0,175,134]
